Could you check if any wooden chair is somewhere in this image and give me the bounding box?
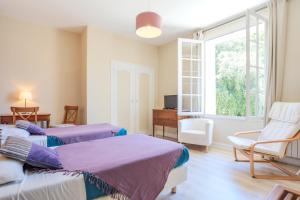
[10,107,39,124]
[228,102,300,181]
[52,105,79,128]
[63,105,79,124]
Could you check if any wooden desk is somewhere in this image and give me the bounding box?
[0,113,51,128]
[153,109,189,140]
[266,184,300,200]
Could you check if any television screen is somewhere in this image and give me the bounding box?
[164,95,177,109]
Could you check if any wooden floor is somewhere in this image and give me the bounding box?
[157,147,300,200]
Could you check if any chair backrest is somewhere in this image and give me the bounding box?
[63,105,79,124]
[180,118,213,130]
[258,102,300,157]
[10,107,39,124]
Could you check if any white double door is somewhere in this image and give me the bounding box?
[111,61,154,134]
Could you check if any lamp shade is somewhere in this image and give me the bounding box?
[19,91,32,101]
[136,11,162,38]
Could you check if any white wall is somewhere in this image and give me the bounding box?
[0,16,159,126]
[282,0,300,101]
[85,26,159,124]
[0,15,84,124]
[157,40,178,108]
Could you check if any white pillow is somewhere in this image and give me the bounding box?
[0,154,24,185]
[0,127,30,144]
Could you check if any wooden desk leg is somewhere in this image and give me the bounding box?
[46,120,50,128]
[163,126,165,137]
[153,124,155,137]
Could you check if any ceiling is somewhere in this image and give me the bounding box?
[0,0,267,45]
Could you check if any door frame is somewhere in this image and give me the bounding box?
[111,60,154,134]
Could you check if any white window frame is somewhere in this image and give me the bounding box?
[177,9,268,119]
[178,38,205,116]
[246,10,268,118]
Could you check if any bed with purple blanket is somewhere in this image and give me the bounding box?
[26,134,189,200]
[45,123,127,147]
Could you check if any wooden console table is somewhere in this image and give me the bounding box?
[153,109,189,140]
[0,113,51,128]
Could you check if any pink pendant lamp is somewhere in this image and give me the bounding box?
[136,11,162,38]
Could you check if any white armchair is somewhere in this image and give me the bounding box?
[178,118,214,151]
[228,102,300,180]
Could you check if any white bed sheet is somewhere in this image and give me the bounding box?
[0,166,187,200]
[26,135,47,147]
[0,172,86,200]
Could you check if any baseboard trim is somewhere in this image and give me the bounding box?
[211,142,300,167]
[279,157,300,167]
[211,142,232,151]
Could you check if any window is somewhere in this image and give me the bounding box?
[178,39,204,116]
[178,9,268,118]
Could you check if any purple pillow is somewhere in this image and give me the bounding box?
[0,136,62,169]
[16,120,45,135]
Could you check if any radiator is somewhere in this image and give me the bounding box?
[286,140,300,159]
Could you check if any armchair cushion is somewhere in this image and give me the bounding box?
[269,102,300,123]
[180,130,206,136]
[228,136,285,157]
[228,136,255,149]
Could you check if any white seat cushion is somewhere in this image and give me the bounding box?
[179,130,209,145]
[228,136,255,149]
[51,124,76,128]
[228,136,288,157]
[180,130,206,136]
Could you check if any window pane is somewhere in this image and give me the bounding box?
[258,69,265,93]
[182,95,191,112]
[182,78,191,94]
[192,43,201,59]
[182,42,191,59]
[192,78,201,94]
[192,61,201,77]
[192,95,202,112]
[249,67,257,93]
[212,29,247,116]
[258,93,265,116]
[249,93,256,116]
[250,40,257,66]
[250,23,257,67]
[182,60,191,76]
[258,21,266,68]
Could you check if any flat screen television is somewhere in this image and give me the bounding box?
[164,95,177,109]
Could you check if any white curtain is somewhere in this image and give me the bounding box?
[265,0,288,123]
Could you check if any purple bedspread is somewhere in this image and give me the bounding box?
[56,134,184,200]
[45,123,121,144]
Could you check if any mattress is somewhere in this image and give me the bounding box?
[85,146,189,200]
[0,147,189,200]
[23,128,128,147]
[0,172,86,200]
[26,135,47,147]
[0,166,187,200]
[46,126,127,147]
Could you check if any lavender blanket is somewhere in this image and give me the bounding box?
[56,134,183,200]
[45,123,122,145]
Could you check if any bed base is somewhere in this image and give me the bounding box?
[96,165,188,199]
